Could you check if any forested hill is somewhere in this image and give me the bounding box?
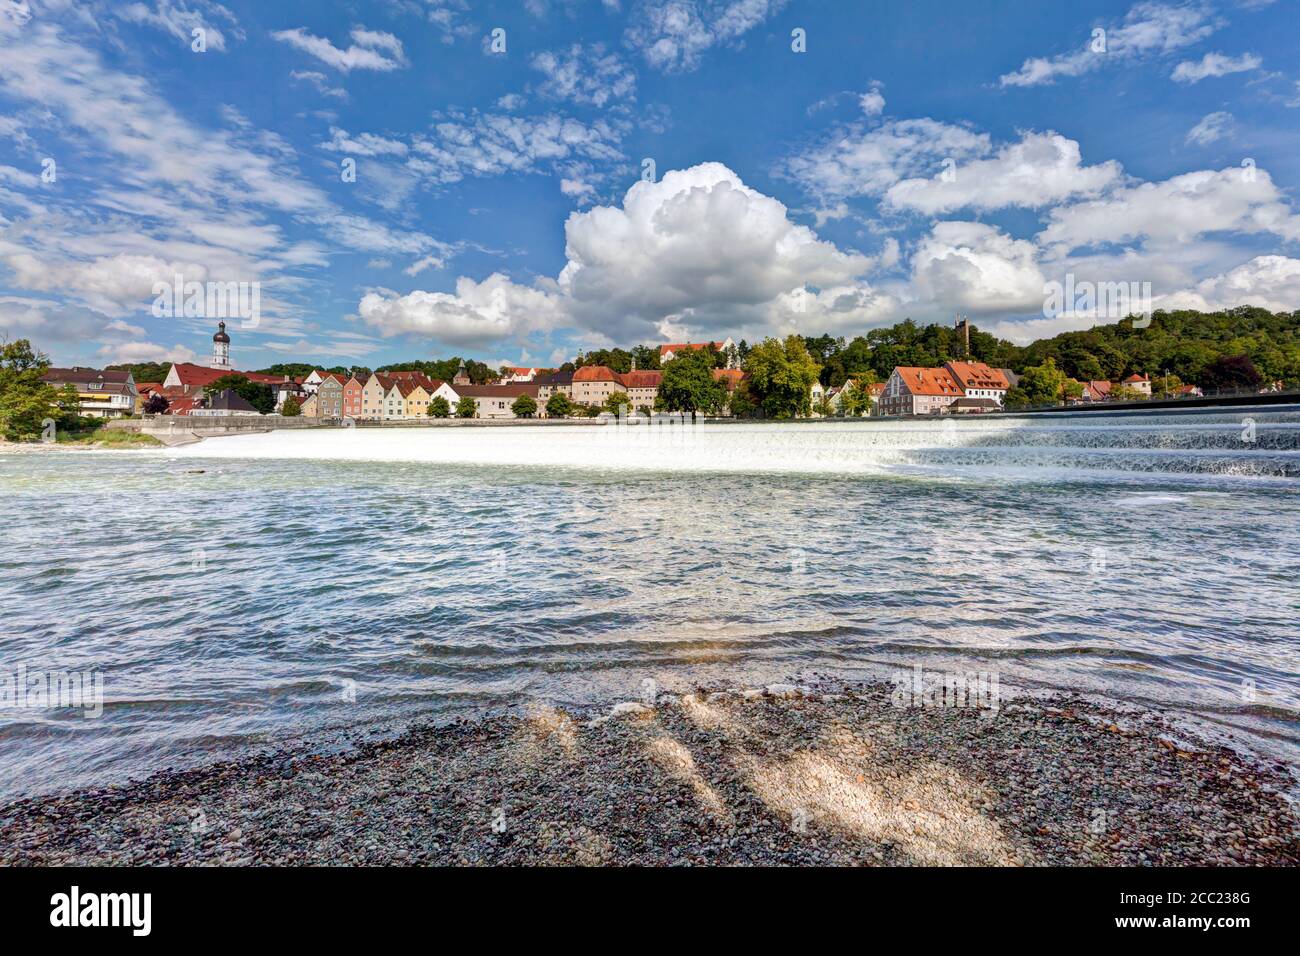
[101,307,1299,391]
[803,307,1299,388]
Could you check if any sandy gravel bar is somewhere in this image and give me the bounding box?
[2,683,1296,866]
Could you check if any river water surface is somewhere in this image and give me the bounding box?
[1,408,1297,801]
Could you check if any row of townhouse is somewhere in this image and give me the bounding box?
[877,361,1015,416]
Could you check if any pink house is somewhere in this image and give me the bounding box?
[342,375,364,420]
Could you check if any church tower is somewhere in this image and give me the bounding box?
[211,321,231,371]
[452,360,470,386]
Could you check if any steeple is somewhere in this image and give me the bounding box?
[210,321,231,370]
[452,359,470,386]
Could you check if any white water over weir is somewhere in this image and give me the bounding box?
[167,406,1300,481]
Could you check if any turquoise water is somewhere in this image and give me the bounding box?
[1,409,1298,800]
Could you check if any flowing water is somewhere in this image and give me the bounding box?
[1,407,1298,801]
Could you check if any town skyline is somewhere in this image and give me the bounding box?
[2,1,1298,373]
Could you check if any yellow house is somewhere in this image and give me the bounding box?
[401,381,431,418]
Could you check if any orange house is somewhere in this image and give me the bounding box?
[342,375,364,420]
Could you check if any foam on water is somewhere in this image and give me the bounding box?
[161,408,1300,481]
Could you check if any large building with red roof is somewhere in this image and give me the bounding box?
[879,366,966,416]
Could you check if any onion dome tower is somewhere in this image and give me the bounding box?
[211,321,231,371]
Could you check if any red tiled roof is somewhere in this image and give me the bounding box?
[894,366,963,396]
[620,370,663,389]
[1123,373,1150,383]
[573,365,619,383]
[1083,380,1112,400]
[168,363,290,388]
[712,368,744,389]
[167,397,199,416]
[944,361,1009,391]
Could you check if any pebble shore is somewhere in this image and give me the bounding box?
[3,681,1296,866]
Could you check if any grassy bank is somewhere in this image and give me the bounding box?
[54,426,162,447]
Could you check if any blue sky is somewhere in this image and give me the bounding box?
[1,0,1298,372]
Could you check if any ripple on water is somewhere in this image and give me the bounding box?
[0,412,1297,800]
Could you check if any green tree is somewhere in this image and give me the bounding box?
[1109,384,1147,402]
[1004,358,1071,408]
[53,383,83,424]
[427,395,451,418]
[603,391,632,415]
[0,339,60,441]
[252,363,318,379]
[106,361,172,385]
[726,381,759,418]
[656,347,727,414]
[546,392,574,418]
[630,345,662,371]
[840,379,874,417]
[743,335,822,418]
[281,395,302,417]
[511,394,538,418]
[574,348,633,373]
[456,395,478,418]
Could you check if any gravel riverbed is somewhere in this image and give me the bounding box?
[2,681,1296,866]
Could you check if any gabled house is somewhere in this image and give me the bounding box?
[360,373,393,420]
[1080,380,1112,403]
[315,372,345,419]
[382,379,407,420]
[879,367,964,416]
[1122,373,1152,396]
[943,361,1010,405]
[500,366,540,382]
[191,388,260,416]
[41,367,138,418]
[342,375,364,420]
[572,365,623,407]
[619,370,663,411]
[535,370,574,413]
